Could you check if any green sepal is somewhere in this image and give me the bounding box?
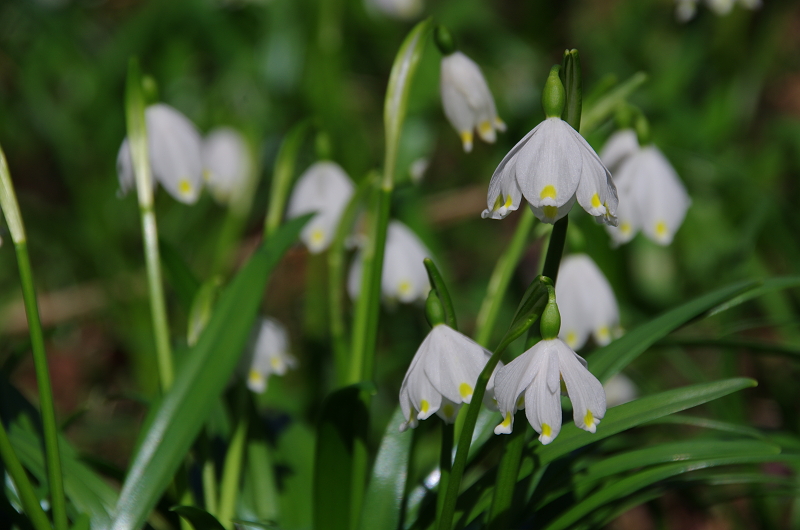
[541,65,566,119]
[539,286,561,340]
[434,25,456,55]
[425,290,446,328]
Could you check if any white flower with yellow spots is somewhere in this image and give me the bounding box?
[286,161,355,254]
[399,324,501,431]
[245,317,297,394]
[556,254,620,350]
[602,137,690,246]
[604,373,638,407]
[348,221,431,304]
[440,51,506,153]
[366,0,423,20]
[117,103,204,204]
[493,338,606,444]
[202,127,252,206]
[481,117,618,225]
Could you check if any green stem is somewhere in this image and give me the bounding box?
[218,387,250,529]
[0,146,67,530]
[200,431,218,516]
[487,415,526,530]
[475,208,536,346]
[435,423,454,523]
[329,178,372,386]
[264,121,309,239]
[0,420,52,530]
[541,216,568,283]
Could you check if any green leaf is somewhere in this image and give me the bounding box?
[707,276,800,317]
[159,238,201,311]
[589,280,757,382]
[357,407,411,530]
[171,506,226,530]
[109,215,310,530]
[187,276,223,346]
[423,258,457,330]
[314,384,371,530]
[645,414,766,439]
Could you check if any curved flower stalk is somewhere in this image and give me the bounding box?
[286,161,355,253]
[399,324,501,431]
[556,254,620,350]
[348,220,431,304]
[601,130,691,246]
[244,317,297,394]
[117,103,204,204]
[202,127,252,206]
[482,67,617,225]
[365,0,423,20]
[440,51,506,153]
[493,337,606,444]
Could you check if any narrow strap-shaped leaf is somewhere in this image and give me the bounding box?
[357,407,412,530]
[159,238,201,311]
[171,506,226,530]
[589,280,757,382]
[109,215,311,530]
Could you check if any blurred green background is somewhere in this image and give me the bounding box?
[1,0,800,525]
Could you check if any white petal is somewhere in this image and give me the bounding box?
[287,162,355,253]
[604,159,640,245]
[492,343,546,434]
[482,124,543,219]
[146,104,204,204]
[556,254,619,349]
[555,340,606,433]
[675,0,698,21]
[244,317,296,393]
[423,325,492,405]
[524,343,563,444]
[635,146,690,246]
[366,0,423,20]
[203,127,251,205]
[382,221,431,303]
[569,127,618,225]
[528,192,576,224]
[603,373,638,407]
[517,119,582,209]
[435,396,462,424]
[599,129,638,174]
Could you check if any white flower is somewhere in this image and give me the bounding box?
[203,127,252,206]
[440,51,506,153]
[348,220,431,304]
[399,324,501,431]
[603,373,638,407]
[599,129,639,175]
[556,254,620,350]
[493,338,606,444]
[604,140,691,246]
[116,103,204,204]
[244,317,297,394]
[675,0,760,21]
[482,117,618,225]
[286,161,355,254]
[365,0,423,19]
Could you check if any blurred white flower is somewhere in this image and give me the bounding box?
[245,317,297,394]
[409,157,429,185]
[675,0,760,21]
[599,129,639,174]
[116,103,204,204]
[482,117,618,225]
[493,338,606,444]
[286,161,355,254]
[440,51,506,153]
[603,373,638,407]
[203,127,252,206]
[348,220,431,304]
[556,254,620,350]
[365,0,423,19]
[399,324,500,431]
[603,135,691,246]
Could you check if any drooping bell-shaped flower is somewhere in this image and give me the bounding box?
[604,373,638,407]
[116,103,204,204]
[482,66,617,225]
[439,49,506,153]
[399,323,501,431]
[598,129,639,175]
[365,0,423,20]
[286,161,355,254]
[244,317,297,394]
[493,292,606,444]
[348,220,431,304]
[602,132,690,246]
[203,127,252,206]
[556,254,620,350]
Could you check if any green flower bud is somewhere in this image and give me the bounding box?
[434,25,456,56]
[542,65,566,119]
[315,131,332,160]
[539,288,561,340]
[141,75,159,106]
[425,289,446,328]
